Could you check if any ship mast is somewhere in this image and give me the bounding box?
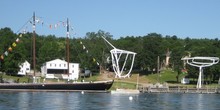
[32,12,36,82]
[66,18,70,81]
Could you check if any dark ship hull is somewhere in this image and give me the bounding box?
[0,80,114,92]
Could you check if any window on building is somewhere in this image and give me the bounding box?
[55,64,56,67]
[64,64,66,67]
[72,65,74,68]
[59,64,61,67]
[72,70,74,73]
[50,64,52,67]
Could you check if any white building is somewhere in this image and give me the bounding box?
[41,59,79,80]
[18,61,31,75]
[181,77,190,84]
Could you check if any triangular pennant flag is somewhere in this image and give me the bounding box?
[36,18,40,23]
[16,38,20,43]
[23,29,26,34]
[12,42,16,47]
[19,34,22,37]
[54,24,57,29]
[93,58,96,62]
[62,22,65,27]
[97,62,100,66]
[86,50,89,53]
[83,45,86,50]
[8,47,12,52]
[49,24,52,29]
[4,51,8,56]
[0,55,3,60]
[80,41,82,44]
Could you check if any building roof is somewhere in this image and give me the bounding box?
[46,59,66,64]
[45,59,79,65]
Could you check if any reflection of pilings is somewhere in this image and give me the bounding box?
[138,86,219,94]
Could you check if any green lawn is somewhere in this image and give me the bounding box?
[111,80,137,90]
[146,69,180,84]
[0,74,31,83]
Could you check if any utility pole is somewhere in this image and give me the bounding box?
[157,56,160,83]
[66,18,70,81]
[32,12,36,83]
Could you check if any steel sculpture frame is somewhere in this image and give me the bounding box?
[181,57,219,88]
[102,36,136,78]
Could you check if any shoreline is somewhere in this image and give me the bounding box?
[139,86,220,94]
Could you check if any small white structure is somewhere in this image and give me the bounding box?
[18,61,31,75]
[41,59,79,80]
[181,78,190,84]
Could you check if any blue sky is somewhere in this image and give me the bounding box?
[1,0,220,39]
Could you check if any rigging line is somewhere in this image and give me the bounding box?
[103,40,111,51]
[78,39,100,65]
[101,36,112,52]
[15,17,32,34]
[69,33,83,63]
[37,17,67,28]
[0,16,31,53]
[72,39,83,64]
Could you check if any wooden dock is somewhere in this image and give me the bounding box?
[138,86,220,94]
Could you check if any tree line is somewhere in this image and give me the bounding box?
[0,27,220,82]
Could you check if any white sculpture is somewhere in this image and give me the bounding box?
[102,36,136,78]
[181,57,219,88]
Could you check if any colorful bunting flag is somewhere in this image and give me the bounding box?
[8,47,12,52]
[4,51,8,56]
[1,55,4,60]
[97,62,99,66]
[23,29,26,34]
[16,38,20,43]
[36,19,40,23]
[12,42,16,47]
[62,22,65,27]
[54,24,57,29]
[93,58,96,62]
[49,24,52,29]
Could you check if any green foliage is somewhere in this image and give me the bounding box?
[0,27,219,83]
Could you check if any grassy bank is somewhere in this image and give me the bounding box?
[0,74,30,83]
[1,69,219,90]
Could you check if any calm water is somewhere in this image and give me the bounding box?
[0,91,219,110]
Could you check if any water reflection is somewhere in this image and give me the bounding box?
[0,92,219,110]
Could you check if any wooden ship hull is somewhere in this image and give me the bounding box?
[0,80,114,92]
